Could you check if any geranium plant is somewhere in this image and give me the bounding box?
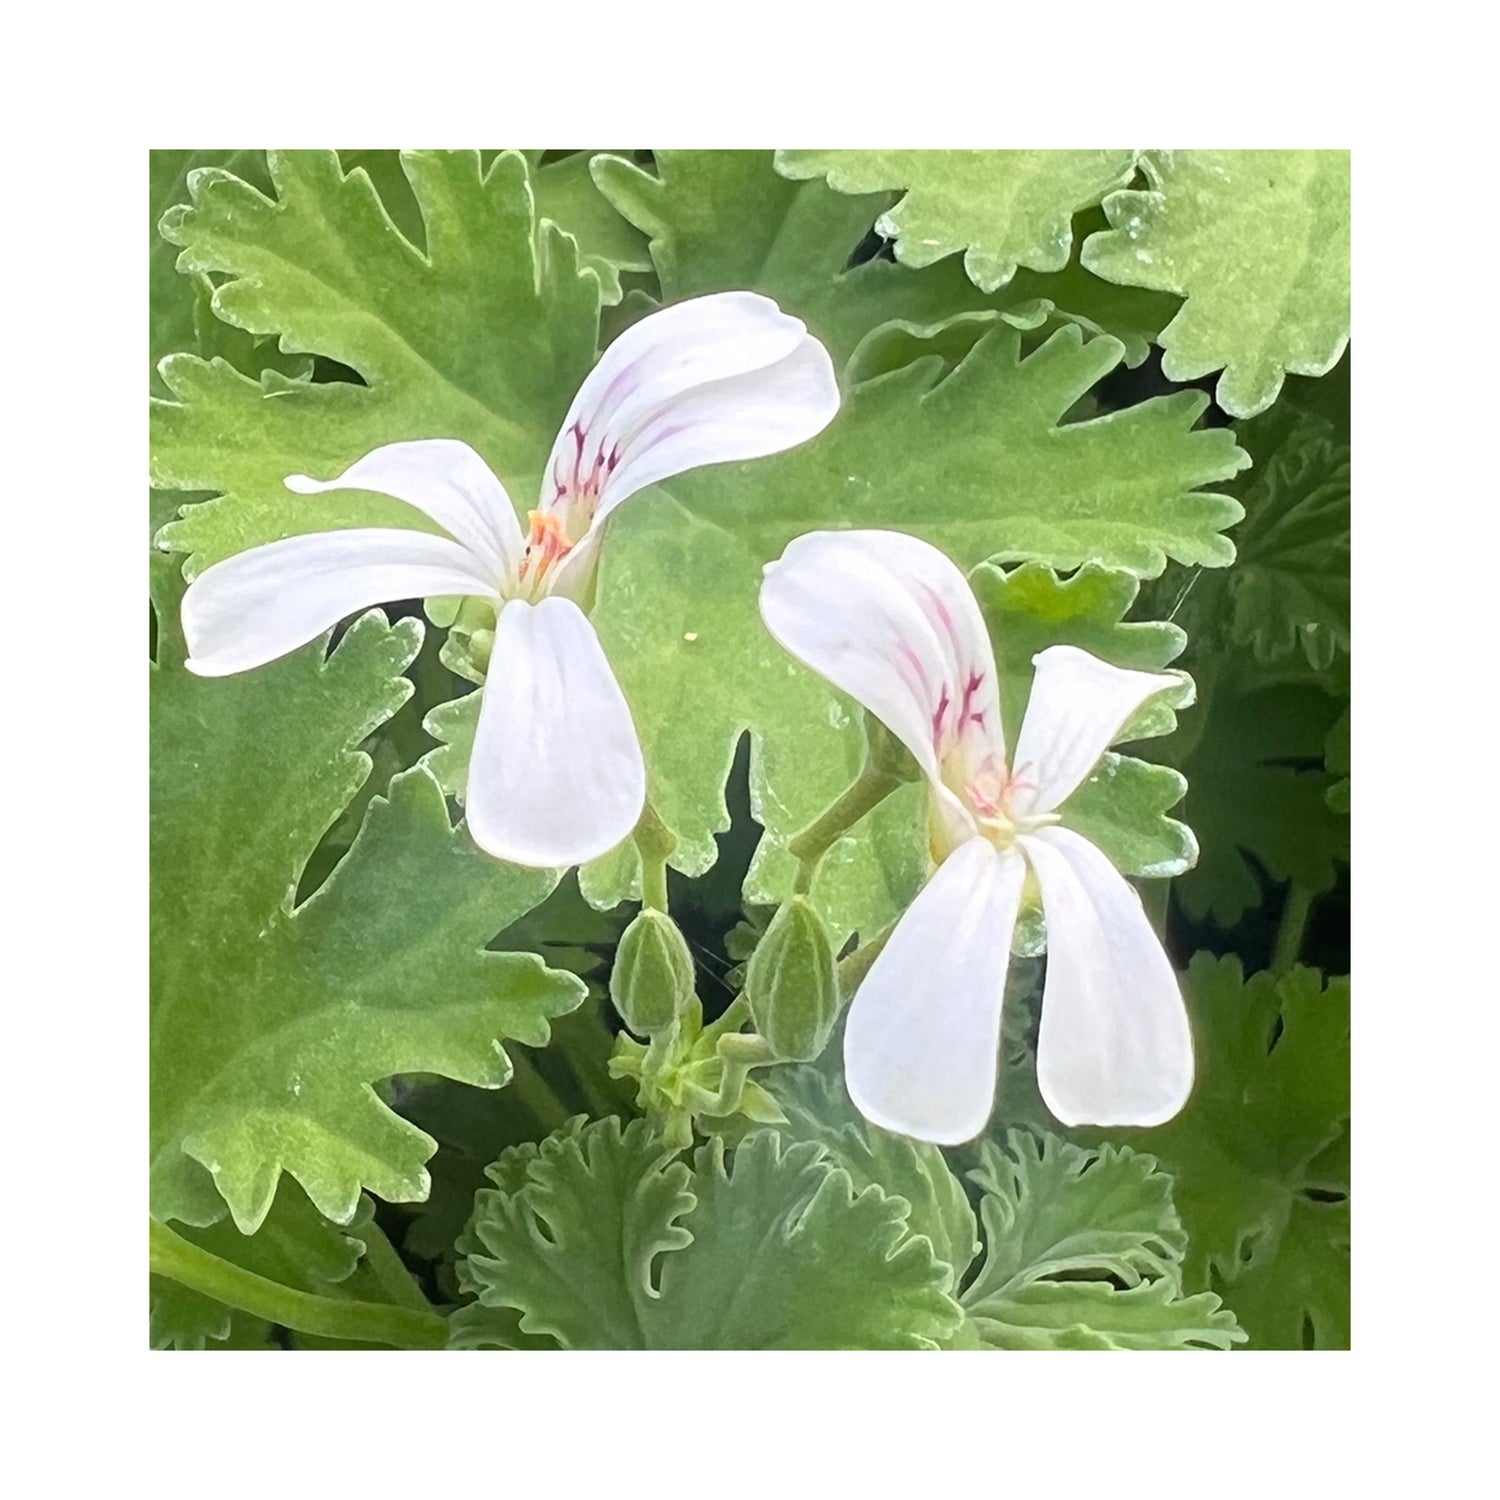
[149,148,1350,1351]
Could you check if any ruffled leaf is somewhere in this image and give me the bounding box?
[1113,955,1351,1349]
[1083,150,1350,418]
[455,1117,961,1349]
[961,1130,1242,1350]
[765,1066,979,1286]
[778,149,1139,292]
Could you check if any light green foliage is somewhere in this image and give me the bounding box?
[779,150,1139,291]
[1083,150,1351,417]
[149,1180,371,1349]
[594,149,1173,368]
[147,147,1351,1352]
[152,150,599,570]
[1121,955,1350,1349]
[674,320,1248,572]
[153,148,1247,923]
[766,1067,978,1287]
[961,1131,1242,1350]
[150,150,297,393]
[1174,684,1347,925]
[455,1117,961,1348]
[151,579,583,1234]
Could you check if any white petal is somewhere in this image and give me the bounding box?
[182,529,499,677]
[600,335,839,513]
[1008,645,1179,816]
[542,291,838,522]
[465,597,646,868]
[1021,826,1193,1128]
[845,838,1026,1145]
[286,439,523,581]
[759,529,1003,794]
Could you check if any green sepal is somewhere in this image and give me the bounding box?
[745,898,841,1063]
[610,908,697,1036]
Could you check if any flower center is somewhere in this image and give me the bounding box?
[549,420,620,540]
[957,757,1057,851]
[514,509,574,600]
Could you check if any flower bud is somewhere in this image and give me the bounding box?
[745,897,840,1062]
[610,908,695,1036]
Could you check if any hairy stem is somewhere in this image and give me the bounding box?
[149,1220,448,1350]
[635,803,675,913]
[789,765,903,893]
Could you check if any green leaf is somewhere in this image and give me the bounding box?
[152,149,599,571]
[1173,684,1347,925]
[961,1130,1242,1350]
[674,320,1248,573]
[153,151,1243,922]
[1116,955,1350,1349]
[1083,150,1350,418]
[457,1118,961,1348]
[1224,404,1350,671]
[151,575,584,1234]
[531,151,653,305]
[641,324,1239,911]
[455,1117,694,1349]
[778,150,1139,292]
[149,1179,371,1349]
[593,149,1171,368]
[150,151,267,387]
[765,1066,979,1286]
[337,149,651,306]
[150,150,312,404]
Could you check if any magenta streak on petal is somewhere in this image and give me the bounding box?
[915,581,964,665]
[959,668,988,731]
[893,640,938,727]
[931,684,952,751]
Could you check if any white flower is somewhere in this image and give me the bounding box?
[182,292,840,868]
[759,529,1194,1143]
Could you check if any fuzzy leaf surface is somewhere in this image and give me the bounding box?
[151,581,581,1234]
[961,1130,1242,1350]
[594,149,1174,367]
[149,1180,372,1349]
[778,149,1139,291]
[766,1067,979,1286]
[152,149,599,570]
[456,1118,961,1348]
[1083,150,1350,417]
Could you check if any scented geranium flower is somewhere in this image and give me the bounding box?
[759,529,1193,1142]
[182,292,839,868]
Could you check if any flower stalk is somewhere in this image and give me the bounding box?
[148,1219,448,1350]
